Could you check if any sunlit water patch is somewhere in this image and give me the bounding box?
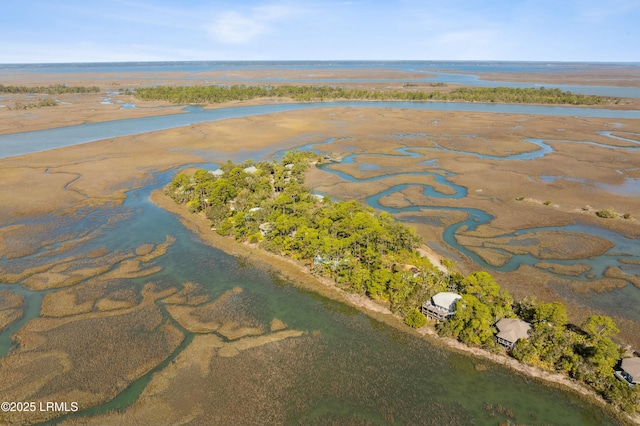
[596,177,640,197]
[540,175,588,184]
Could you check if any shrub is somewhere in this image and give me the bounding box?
[248,232,262,244]
[216,218,233,236]
[596,208,616,219]
[543,200,552,206]
[623,212,631,219]
[404,308,427,328]
[186,199,201,213]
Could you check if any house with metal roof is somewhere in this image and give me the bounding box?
[421,292,462,321]
[495,318,531,349]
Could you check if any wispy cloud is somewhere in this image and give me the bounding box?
[207,11,269,44]
[1,0,638,62]
[205,3,300,44]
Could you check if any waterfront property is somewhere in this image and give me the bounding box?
[495,318,531,349]
[617,357,640,386]
[421,292,462,321]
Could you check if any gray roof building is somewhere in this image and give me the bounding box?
[620,357,640,385]
[495,318,531,349]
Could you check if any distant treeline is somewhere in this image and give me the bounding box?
[0,84,100,94]
[134,84,614,105]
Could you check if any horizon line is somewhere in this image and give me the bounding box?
[2,59,640,66]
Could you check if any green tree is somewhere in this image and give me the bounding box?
[582,315,619,339]
[368,268,391,298]
[439,295,495,347]
[460,271,500,298]
[533,302,567,327]
[404,308,427,328]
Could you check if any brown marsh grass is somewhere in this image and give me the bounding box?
[0,283,184,424]
[0,289,24,331]
[161,281,211,306]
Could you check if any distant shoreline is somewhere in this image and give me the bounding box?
[150,187,639,426]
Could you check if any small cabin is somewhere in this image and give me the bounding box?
[495,318,531,349]
[421,292,461,321]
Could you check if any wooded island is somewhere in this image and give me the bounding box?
[136,85,615,105]
[167,151,639,414]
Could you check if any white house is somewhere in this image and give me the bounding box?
[421,292,462,321]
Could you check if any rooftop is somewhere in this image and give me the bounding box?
[495,318,531,344]
[431,292,462,312]
[621,357,640,383]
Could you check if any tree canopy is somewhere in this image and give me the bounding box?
[135,84,614,106]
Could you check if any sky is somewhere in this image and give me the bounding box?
[1,0,638,63]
